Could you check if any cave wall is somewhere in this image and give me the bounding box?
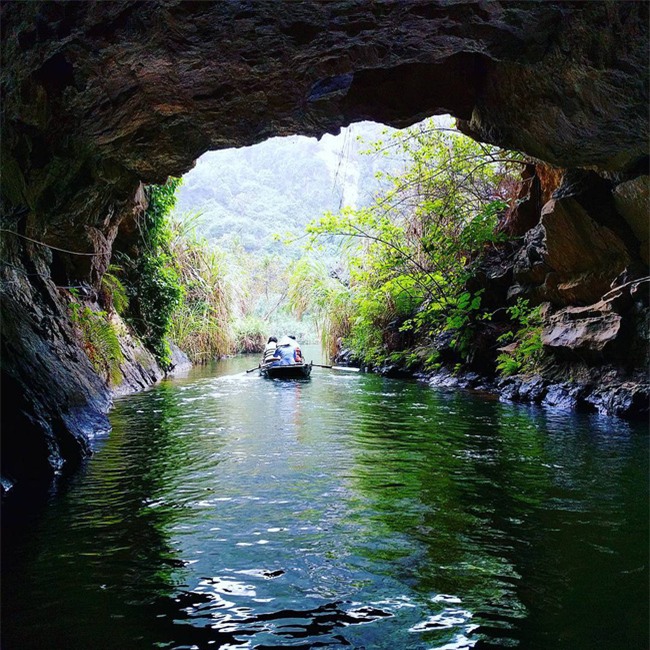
[1,1,648,493]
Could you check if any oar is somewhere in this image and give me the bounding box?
[311,363,360,372]
[245,364,260,373]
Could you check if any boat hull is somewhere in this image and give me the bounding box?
[260,363,312,379]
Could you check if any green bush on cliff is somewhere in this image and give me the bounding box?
[68,292,124,384]
[120,178,183,369]
[100,264,129,315]
[496,299,544,376]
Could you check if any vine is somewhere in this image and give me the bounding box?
[119,178,183,370]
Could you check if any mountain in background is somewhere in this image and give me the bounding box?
[172,121,405,254]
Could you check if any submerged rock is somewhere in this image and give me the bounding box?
[541,384,582,410]
[376,364,413,379]
[516,375,548,403]
[494,369,648,419]
[586,382,650,419]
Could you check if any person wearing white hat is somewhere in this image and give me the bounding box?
[273,335,303,365]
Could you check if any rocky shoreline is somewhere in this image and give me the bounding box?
[358,362,649,421]
[336,166,650,422]
[338,272,649,421]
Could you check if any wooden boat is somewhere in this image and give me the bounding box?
[260,362,312,379]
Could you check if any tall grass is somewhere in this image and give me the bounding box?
[168,213,234,362]
[232,315,266,353]
[287,258,353,360]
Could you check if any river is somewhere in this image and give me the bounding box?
[3,348,648,649]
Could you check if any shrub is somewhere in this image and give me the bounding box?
[496,299,544,376]
[100,264,129,315]
[119,178,183,370]
[233,316,266,353]
[69,292,124,384]
[304,120,522,367]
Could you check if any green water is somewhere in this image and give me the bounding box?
[3,349,648,649]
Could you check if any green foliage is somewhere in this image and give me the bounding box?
[233,315,267,353]
[68,296,124,384]
[304,119,520,367]
[120,178,183,369]
[132,254,183,366]
[385,348,427,370]
[100,264,129,315]
[167,210,319,363]
[287,258,353,359]
[167,212,234,363]
[444,289,487,358]
[164,124,406,353]
[496,299,544,376]
[146,181,183,244]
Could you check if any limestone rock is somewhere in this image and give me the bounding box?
[0,256,112,493]
[540,274,648,361]
[168,342,192,375]
[2,2,647,246]
[586,382,650,419]
[542,302,621,355]
[496,370,648,419]
[501,163,564,237]
[513,171,638,305]
[109,312,165,397]
[613,176,650,264]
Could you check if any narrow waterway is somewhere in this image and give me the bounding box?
[3,349,648,649]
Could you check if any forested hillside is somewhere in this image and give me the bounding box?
[172,121,403,253]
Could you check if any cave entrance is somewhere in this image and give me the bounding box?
[157,114,520,363]
[168,120,406,353]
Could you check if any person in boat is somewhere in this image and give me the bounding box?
[288,335,304,363]
[273,335,304,365]
[263,336,279,366]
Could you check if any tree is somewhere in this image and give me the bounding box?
[303,120,523,366]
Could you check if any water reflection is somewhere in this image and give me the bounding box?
[344,386,648,648]
[2,380,229,648]
[2,355,647,650]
